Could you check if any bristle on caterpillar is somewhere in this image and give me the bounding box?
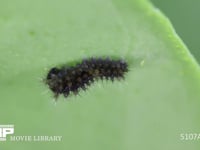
[45,57,128,99]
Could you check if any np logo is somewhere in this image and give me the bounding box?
[0,125,14,141]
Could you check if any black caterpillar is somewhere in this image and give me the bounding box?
[45,57,128,98]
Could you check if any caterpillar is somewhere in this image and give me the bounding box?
[45,57,128,99]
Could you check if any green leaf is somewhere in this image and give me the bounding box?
[151,0,200,63]
[1,0,200,149]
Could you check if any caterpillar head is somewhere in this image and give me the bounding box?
[46,68,64,97]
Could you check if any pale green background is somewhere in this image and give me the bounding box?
[0,0,200,149]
